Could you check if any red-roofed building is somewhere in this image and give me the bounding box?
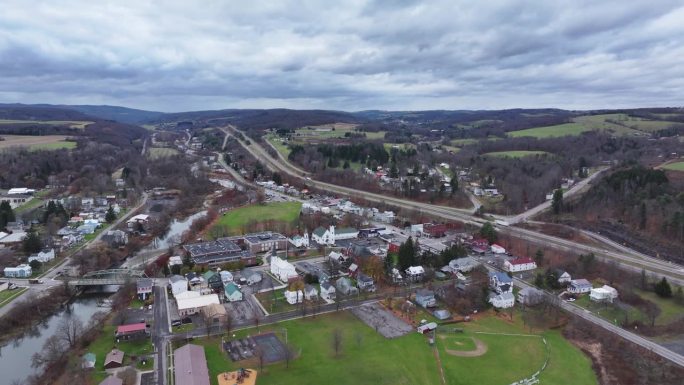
[423,224,448,238]
[115,322,148,340]
[504,257,537,273]
[469,238,489,254]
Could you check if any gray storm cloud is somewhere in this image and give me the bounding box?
[0,0,682,111]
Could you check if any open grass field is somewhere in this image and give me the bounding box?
[383,143,417,152]
[265,134,292,157]
[209,202,301,236]
[0,288,28,309]
[190,309,596,385]
[508,113,676,138]
[661,161,684,172]
[0,135,77,151]
[635,289,684,324]
[294,123,359,140]
[450,138,478,146]
[0,119,93,129]
[147,147,180,159]
[87,324,155,383]
[14,197,44,213]
[483,150,551,158]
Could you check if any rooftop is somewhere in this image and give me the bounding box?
[184,238,242,258]
[174,344,210,385]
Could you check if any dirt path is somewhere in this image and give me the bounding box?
[432,346,447,385]
[440,335,488,357]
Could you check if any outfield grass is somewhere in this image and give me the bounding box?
[209,202,301,236]
[147,147,180,159]
[188,310,596,385]
[662,161,684,172]
[484,150,551,158]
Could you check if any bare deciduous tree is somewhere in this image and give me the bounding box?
[57,314,84,348]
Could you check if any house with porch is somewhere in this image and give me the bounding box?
[320,282,336,300]
[568,279,592,294]
[415,289,436,308]
[489,292,515,308]
[489,272,513,294]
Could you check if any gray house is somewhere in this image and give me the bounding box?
[335,277,359,296]
[518,287,544,306]
[415,289,436,308]
[357,273,376,292]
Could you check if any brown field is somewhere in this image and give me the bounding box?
[0,135,75,150]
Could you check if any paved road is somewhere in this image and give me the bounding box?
[510,273,684,367]
[153,285,171,385]
[223,125,684,283]
[497,167,609,224]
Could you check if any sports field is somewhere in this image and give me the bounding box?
[208,202,301,236]
[0,135,77,151]
[661,161,684,172]
[484,150,550,158]
[193,309,596,385]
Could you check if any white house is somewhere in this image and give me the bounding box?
[4,264,32,278]
[328,251,348,264]
[518,287,544,306]
[284,289,303,304]
[490,244,506,254]
[169,275,188,297]
[176,293,220,316]
[568,279,592,294]
[405,266,425,281]
[311,226,358,246]
[219,270,233,284]
[489,292,515,308]
[270,256,298,282]
[503,257,537,272]
[320,282,336,300]
[289,232,309,248]
[590,285,618,303]
[555,269,572,284]
[224,283,243,302]
[28,249,55,263]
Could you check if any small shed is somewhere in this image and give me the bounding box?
[82,352,96,369]
[104,349,124,369]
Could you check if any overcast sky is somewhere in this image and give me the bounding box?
[1,0,683,112]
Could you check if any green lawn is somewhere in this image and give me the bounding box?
[14,198,44,213]
[147,147,180,159]
[574,296,646,325]
[364,131,387,140]
[29,141,78,151]
[265,134,292,157]
[209,202,301,236]
[186,310,596,385]
[450,138,478,146]
[635,289,684,324]
[88,324,155,383]
[383,143,417,153]
[483,150,551,158]
[662,161,684,172]
[0,288,28,308]
[508,123,592,138]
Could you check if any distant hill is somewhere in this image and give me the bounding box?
[0,104,94,121]
[65,105,166,124]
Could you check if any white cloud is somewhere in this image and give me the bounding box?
[0,0,682,111]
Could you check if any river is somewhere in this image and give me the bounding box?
[0,295,109,384]
[151,210,206,250]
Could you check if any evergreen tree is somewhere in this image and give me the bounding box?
[397,237,416,270]
[654,277,672,298]
[343,160,350,169]
[534,273,545,288]
[105,206,117,223]
[479,222,497,243]
[0,201,15,228]
[29,259,43,271]
[23,229,42,254]
[534,249,545,267]
[272,172,282,185]
[552,189,564,215]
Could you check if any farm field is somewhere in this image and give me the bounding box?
[450,138,478,146]
[0,135,77,151]
[507,113,677,138]
[383,143,417,152]
[0,119,93,128]
[265,134,292,157]
[661,161,684,172]
[147,147,180,159]
[484,150,550,158]
[190,310,595,385]
[209,202,301,236]
[294,123,358,139]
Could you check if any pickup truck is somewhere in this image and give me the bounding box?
[29,279,44,284]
